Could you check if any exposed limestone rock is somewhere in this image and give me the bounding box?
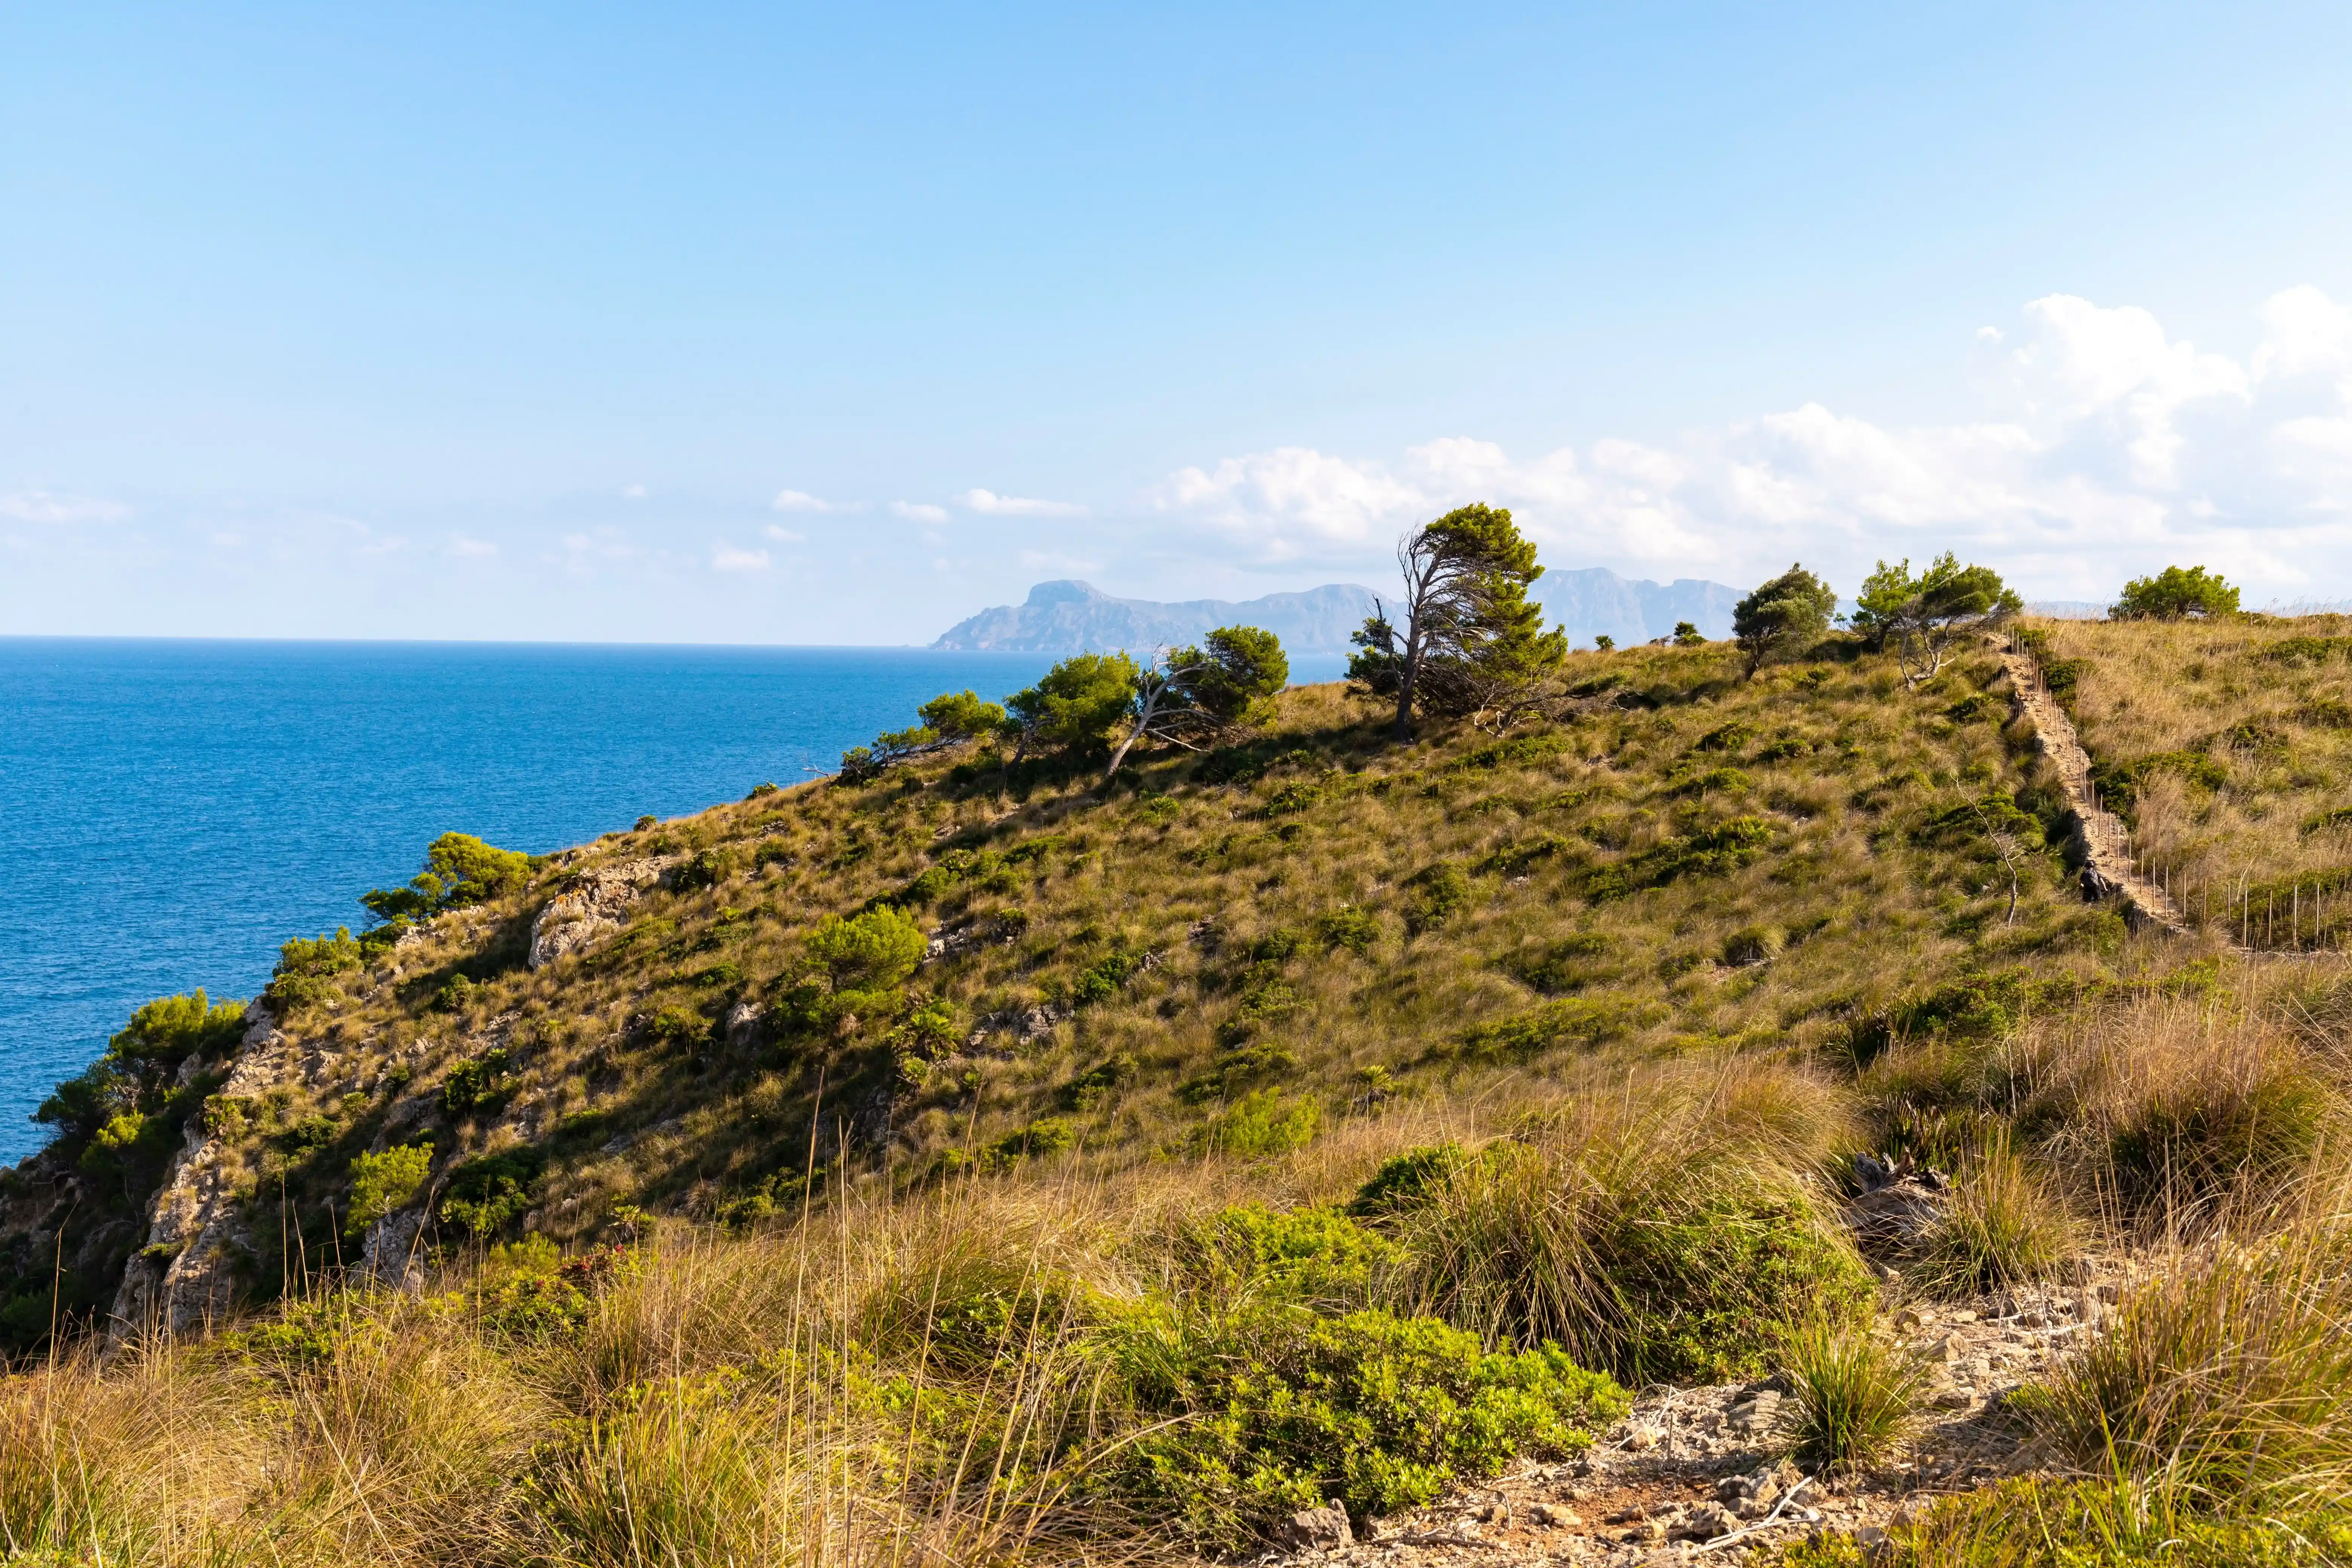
[527,857,678,969]
[722,998,766,1053]
[357,1207,428,1295]
[109,1002,291,1341]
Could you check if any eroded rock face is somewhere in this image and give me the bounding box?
[357,1207,428,1295]
[527,857,677,969]
[109,1003,288,1341]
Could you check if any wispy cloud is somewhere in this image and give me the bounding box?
[621,484,649,500]
[958,487,1086,517]
[773,488,857,513]
[0,490,130,525]
[448,535,498,558]
[712,544,771,572]
[763,524,806,543]
[891,501,949,522]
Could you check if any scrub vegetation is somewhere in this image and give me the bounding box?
[6,539,2352,1565]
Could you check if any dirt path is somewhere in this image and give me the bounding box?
[1994,640,2193,937]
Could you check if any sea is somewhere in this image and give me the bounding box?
[0,639,1347,1167]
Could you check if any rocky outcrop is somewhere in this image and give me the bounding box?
[527,857,677,969]
[109,1003,292,1341]
[356,1207,428,1295]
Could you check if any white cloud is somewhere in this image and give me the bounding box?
[763,524,806,543]
[773,488,856,513]
[958,487,1087,517]
[712,544,771,573]
[891,501,949,522]
[208,531,245,548]
[0,490,130,524]
[448,535,498,558]
[621,484,648,500]
[1152,446,1427,553]
[1148,288,2352,602]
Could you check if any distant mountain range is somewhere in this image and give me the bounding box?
[931,581,1381,654]
[932,570,1744,656]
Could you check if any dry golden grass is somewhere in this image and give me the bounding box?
[2027,613,2352,940]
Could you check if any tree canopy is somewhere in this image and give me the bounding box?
[1851,553,2022,686]
[1349,504,1565,737]
[1004,652,1140,759]
[917,689,1009,739]
[361,833,534,925]
[2111,565,2240,621]
[1731,564,1838,676]
[1102,625,1289,781]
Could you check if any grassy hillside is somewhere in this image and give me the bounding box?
[7,624,2352,1567]
[2026,612,2352,944]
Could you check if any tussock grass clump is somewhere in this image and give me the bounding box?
[2020,991,2339,1231]
[2019,1217,2352,1513]
[1383,1062,1874,1383]
[1796,1478,2352,1568]
[1913,1135,2076,1297]
[1775,1316,1925,1475]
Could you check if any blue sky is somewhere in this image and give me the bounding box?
[6,2,2352,642]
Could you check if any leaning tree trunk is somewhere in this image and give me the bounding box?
[1103,686,1166,784]
[1392,617,1421,743]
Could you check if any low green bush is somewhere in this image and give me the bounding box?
[1404,862,1473,934]
[1191,1091,1320,1158]
[1164,1204,1400,1311]
[438,1147,545,1239]
[1103,1305,1626,1550]
[1390,1104,1872,1384]
[345,1142,433,1237]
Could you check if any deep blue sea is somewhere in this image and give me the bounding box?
[0,639,1153,1165]
[0,638,1352,1165]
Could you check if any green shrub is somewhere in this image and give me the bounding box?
[438,1147,545,1238]
[107,991,247,1066]
[1104,1305,1626,1550]
[1348,1146,1473,1223]
[345,1142,433,1237]
[672,847,737,891]
[1166,1204,1400,1311]
[806,905,926,994]
[1776,1316,1925,1474]
[1315,906,1380,955]
[1193,1091,1320,1158]
[361,831,533,923]
[442,1048,514,1114]
[268,927,363,1008]
[2111,564,2239,621]
[1504,933,1615,994]
[645,1006,708,1049]
[987,1118,1076,1167]
[1404,863,1472,934]
[1391,1099,1871,1384]
[1447,997,1649,1062]
[1072,946,1148,1006]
